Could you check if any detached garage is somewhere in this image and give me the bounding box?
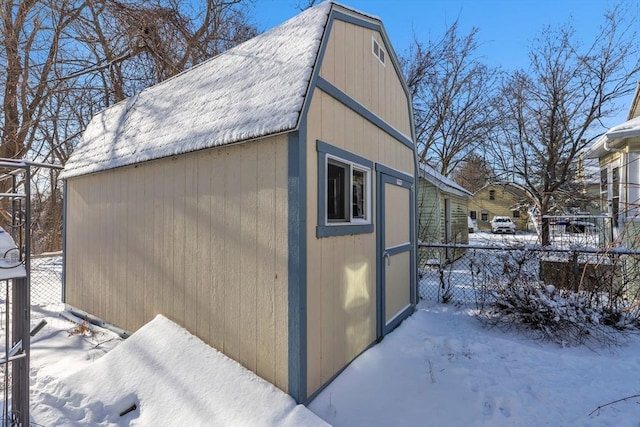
[61,1,417,403]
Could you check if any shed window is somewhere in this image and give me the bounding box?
[317,140,374,237]
[326,157,370,223]
[372,37,386,65]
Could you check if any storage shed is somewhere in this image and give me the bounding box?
[61,1,417,403]
[417,163,472,264]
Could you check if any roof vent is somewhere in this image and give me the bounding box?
[372,37,385,65]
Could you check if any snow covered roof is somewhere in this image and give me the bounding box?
[61,2,343,179]
[586,115,640,159]
[418,163,473,198]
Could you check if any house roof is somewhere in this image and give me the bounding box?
[62,1,368,179]
[418,163,473,198]
[586,115,640,159]
[475,181,532,200]
[585,83,640,159]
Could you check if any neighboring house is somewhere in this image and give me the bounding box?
[60,2,417,404]
[417,163,472,263]
[585,83,640,246]
[469,182,531,231]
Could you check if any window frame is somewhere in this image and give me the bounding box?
[317,140,374,238]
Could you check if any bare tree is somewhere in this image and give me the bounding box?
[402,21,501,176]
[491,5,640,245]
[452,153,494,194]
[1,0,258,252]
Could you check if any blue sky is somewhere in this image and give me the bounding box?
[250,0,639,129]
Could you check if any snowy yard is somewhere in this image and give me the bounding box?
[14,301,640,426]
[0,244,637,425]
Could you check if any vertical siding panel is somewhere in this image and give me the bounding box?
[162,160,174,319]
[320,237,334,383]
[130,167,144,330]
[239,144,258,371]
[362,31,373,111]
[87,178,96,313]
[149,165,163,320]
[335,101,346,151]
[257,140,276,383]
[319,19,335,82]
[321,91,335,143]
[224,149,241,361]
[196,152,212,344]
[113,170,126,326]
[353,26,365,106]
[334,238,346,374]
[210,149,225,351]
[274,137,289,391]
[306,101,322,396]
[334,21,346,91]
[184,158,198,334]
[173,160,186,326]
[343,24,361,99]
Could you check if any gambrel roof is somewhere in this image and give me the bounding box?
[63,1,364,179]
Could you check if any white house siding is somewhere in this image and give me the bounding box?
[65,135,290,391]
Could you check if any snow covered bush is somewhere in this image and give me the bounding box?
[474,249,640,347]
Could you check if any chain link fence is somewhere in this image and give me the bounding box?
[31,252,63,306]
[418,241,640,312]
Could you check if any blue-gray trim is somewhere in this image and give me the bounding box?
[317,140,373,168]
[316,140,374,238]
[316,77,414,149]
[332,10,379,32]
[375,163,414,183]
[376,167,416,339]
[287,128,307,403]
[317,223,374,238]
[62,180,67,303]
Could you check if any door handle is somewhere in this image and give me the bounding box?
[383,251,390,266]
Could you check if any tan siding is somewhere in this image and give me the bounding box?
[319,20,412,138]
[65,135,289,392]
[273,138,289,391]
[305,62,414,396]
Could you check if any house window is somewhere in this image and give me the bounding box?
[317,140,374,237]
[512,210,520,218]
[489,190,496,200]
[481,210,488,221]
[469,210,477,220]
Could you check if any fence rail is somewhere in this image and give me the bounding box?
[418,241,640,308]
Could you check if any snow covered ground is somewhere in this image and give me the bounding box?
[15,300,640,426]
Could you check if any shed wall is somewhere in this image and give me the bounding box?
[417,179,469,264]
[305,80,414,397]
[65,136,290,390]
[319,19,412,139]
